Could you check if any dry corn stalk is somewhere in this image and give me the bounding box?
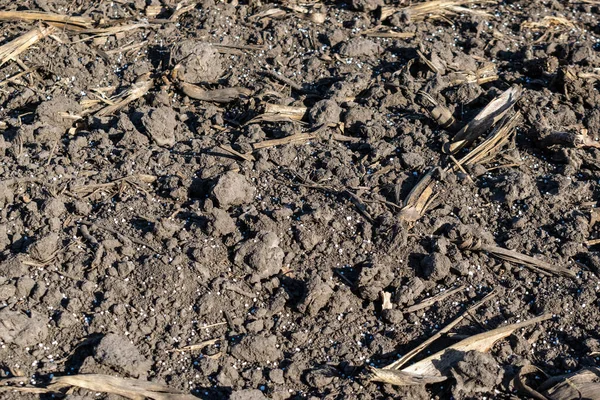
[0,373,195,399]
[402,285,465,313]
[400,111,521,223]
[179,82,251,103]
[458,111,522,167]
[0,25,56,67]
[368,313,551,386]
[0,10,92,28]
[418,91,456,129]
[251,5,325,23]
[447,63,499,86]
[522,16,577,31]
[252,132,317,150]
[50,374,196,399]
[70,23,155,42]
[517,366,600,400]
[399,168,438,222]
[443,85,521,154]
[247,103,308,124]
[363,27,415,39]
[542,129,600,149]
[451,233,577,278]
[381,0,496,23]
[385,290,497,371]
[264,103,307,119]
[95,77,153,117]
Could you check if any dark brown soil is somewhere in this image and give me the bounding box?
[0,0,600,399]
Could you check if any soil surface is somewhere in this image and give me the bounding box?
[0,0,600,399]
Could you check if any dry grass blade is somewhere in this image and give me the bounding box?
[403,285,465,313]
[252,132,316,150]
[363,27,415,39]
[481,244,577,278]
[216,144,256,162]
[0,10,92,28]
[70,23,155,42]
[366,367,447,385]
[169,1,198,21]
[443,85,521,154]
[369,313,551,386]
[515,365,550,400]
[179,82,251,103]
[0,26,56,67]
[522,16,576,31]
[71,173,157,195]
[95,78,153,117]
[48,374,196,400]
[169,338,220,352]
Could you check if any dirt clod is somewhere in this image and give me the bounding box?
[450,351,503,398]
[230,389,268,400]
[0,309,48,347]
[173,41,224,83]
[212,171,256,207]
[28,232,59,261]
[309,100,341,126]
[231,334,283,364]
[234,231,285,283]
[420,253,451,281]
[0,1,598,398]
[141,106,178,147]
[93,333,152,378]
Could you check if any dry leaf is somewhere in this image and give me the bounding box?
[49,374,197,400]
[368,314,551,386]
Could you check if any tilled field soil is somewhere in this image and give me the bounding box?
[1,0,600,399]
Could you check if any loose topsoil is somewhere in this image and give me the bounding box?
[1,0,600,399]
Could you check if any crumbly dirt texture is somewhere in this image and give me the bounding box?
[0,0,600,399]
